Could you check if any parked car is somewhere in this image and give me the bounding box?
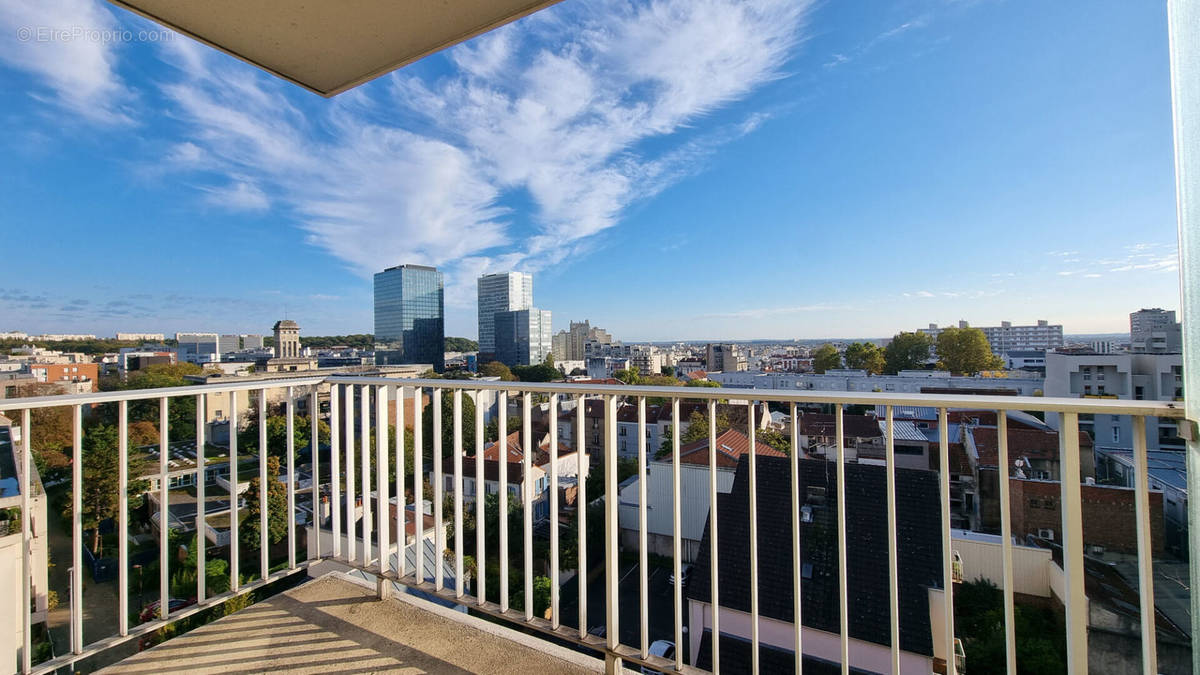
[138,597,194,623]
[641,640,675,674]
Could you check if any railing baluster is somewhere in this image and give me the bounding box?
[523,392,534,622]
[1132,416,1158,675]
[71,404,83,653]
[790,402,801,673]
[475,390,485,604]
[376,385,389,577]
[1059,412,1088,673]
[499,391,508,612]
[396,386,407,578]
[360,385,371,566]
[747,402,759,675]
[637,396,649,660]
[577,393,587,640]
[308,388,319,563]
[259,389,268,580]
[708,398,720,673]
[550,393,560,628]
[434,388,444,591]
[196,395,207,598]
[331,384,341,560]
[453,389,464,597]
[671,397,682,671]
[287,387,296,571]
[885,405,900,674]
[346,385,356,564]
[160,396,171,614]
[21,408,33,674]
[939,407,958,674]
[835,403,849,674]
[414,386,423,585]
[997,411,1016,674]
[230,394,239,591]
[603,394,619,666]
[118,401,129,637]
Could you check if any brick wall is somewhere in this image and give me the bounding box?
[1008,478,1164,555]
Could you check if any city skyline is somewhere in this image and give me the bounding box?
[0,0,1183,340]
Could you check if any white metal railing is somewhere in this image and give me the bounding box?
[0,375,1187,675]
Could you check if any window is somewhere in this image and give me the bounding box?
[1038,528,1055,540]
[1084,385,1092,394]
[619,427,627,436]
[1112,426,1120,443]
[1083,373,1091,381]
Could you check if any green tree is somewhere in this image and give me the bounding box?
[240,456,288,550]
[844,342,885,374]
[479,361,517,381]
[444,337,479,352]
[421,390,476,462]
[511,363,560,382]
[11,383,73,482]
[240,413,330,459]
[70,424,149,554]
[661,366,675,376]
[757,428,791,455]
[935,327,1005,375]
[685,379,721,388]
[812,344,841,374]
[884,331,934,374]
[484,415,522,443]
[101,363,205,442]
[612,368,640,385]
[954,579,1066,674]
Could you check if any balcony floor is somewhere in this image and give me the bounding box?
[98,572,601,674]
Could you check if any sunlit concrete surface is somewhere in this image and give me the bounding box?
[99,573,603,674]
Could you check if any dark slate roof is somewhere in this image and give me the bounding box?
[798,413,882,440]
[694,631,876,675]
[688,456,942,657]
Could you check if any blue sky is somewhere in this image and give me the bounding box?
[0,0,1182,341]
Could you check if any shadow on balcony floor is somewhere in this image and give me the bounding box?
[98,572,601,674]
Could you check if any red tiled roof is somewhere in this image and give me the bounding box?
[482,431,523,463]
[969,426,1092,467]
[676,428,786,468]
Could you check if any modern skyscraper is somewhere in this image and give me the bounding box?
[477,272,532,359]
[375,264,445,371]
[494,308,553,367]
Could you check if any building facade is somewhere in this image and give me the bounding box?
[374,264,445,371]
[176,332,219,363]
[921,320,1064,354]
[1130,307,1182,353]
[476,272,532,359]
[494,308,552,367]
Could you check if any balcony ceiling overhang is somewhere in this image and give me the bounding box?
[107,0,564,97]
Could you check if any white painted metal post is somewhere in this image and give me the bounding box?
[747,402,759,674]
[1059,412,1088,673]
[523,392,534,621]
[603,394,619,664]
[671,397,682,670]
[376,385,389,577]
[550,394,560,628]
[434,389,444,591]
[997,411,1016,674]
[475,391,485,602]
[414,387,423,584]
[308,389,319,563]
[160,397,171,615]
[117,403,129,634]
[330,384,341,559]
[578,393,588,638]
[196,395,207,596]
[637,396,649,659]
[259,389,268,580]
[1131,416,1158,675]
[360,385,371,566]
[71,404,82,653]
[396,386,407,578]
[346,386,357,564]
[835,404,849,675]
[229,394,239,590]
[287,387,296,570]
[453,389,464,597]
[499,391,508,612]
[938,407,957,675]
[21,408,33,673]
[709,399,720,673]
[790,402,802,673]
[885,406,900,674]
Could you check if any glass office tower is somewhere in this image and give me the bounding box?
[374,264,445,371]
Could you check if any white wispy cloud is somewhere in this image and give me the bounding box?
[823,14,929,68]
[149,0,811,307]
[0,0,132,124]
[199,179,270,211]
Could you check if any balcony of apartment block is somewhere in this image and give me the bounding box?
[2,1,1198,674]
[1,374,1192,674]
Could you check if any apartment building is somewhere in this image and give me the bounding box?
[710,369,1045,396]
[921,319,1064,354]
[1130,307,1183,353]
[1044,351,1184,451]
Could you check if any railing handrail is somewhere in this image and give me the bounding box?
[0,373,1186,418]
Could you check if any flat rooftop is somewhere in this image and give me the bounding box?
[98,572,604,675]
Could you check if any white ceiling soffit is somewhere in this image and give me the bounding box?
[107,0,564,97]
